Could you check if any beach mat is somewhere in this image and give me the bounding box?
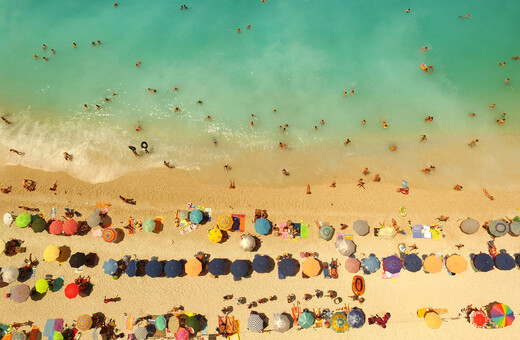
[231,214,245,232]
[126,316,134,331]
[43,320,55,339]
[300,223,309,239]
[154,217,163,232]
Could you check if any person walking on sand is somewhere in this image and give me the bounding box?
[63,152,72,161]
[373,174,381,182]
[362,167,369,175]
[128,146,139,157]
[330,180,336,188]
[1,115,11,125]
[164,161,174,169]
[229,181,235,189]
[357,179,365,189]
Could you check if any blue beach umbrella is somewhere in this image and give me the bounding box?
[142,219,155,232]
[361,254,380,274]
[495,253,516,270]
[347,308,365,328]
[230,260,248,280]
[126,260,137,277]
[383,255,402,274]
[403,254,422,272]
[298,312,314,329]
[254,218,271,235]
[279,258,297,277]
[488,220,509,237]
[252,255,270,274]
[474,253,494,272]
[190,210,203,224]
[103,259,118,275]
[209,258,227,276]
[319,225,334,241]
[164,260,183,278]
[145,260,163,278]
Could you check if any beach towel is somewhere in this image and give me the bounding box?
[50,208,57,219]
[300,223,309,239]
[126,317,134,331]
[28,326,39,340]
[75,266,84,274]
[43,320,55,339]
[204,208,212,222]
[54,319,63,333]
[231,214,245,232]
[95,202,111,209]
[281,232,289,239]
[382,272,399,279]
[227,335,239,340]
[92,328,98,340]
[154,217,163,232]
[293,223,301,237]
[323,262,331,279]
[91,228,103,238]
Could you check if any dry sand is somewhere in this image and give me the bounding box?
[1,164,519,340]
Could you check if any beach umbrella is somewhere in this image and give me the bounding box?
[102,228,117,243]
[217,214,233,230]
[424,312,442,329]
[474,253,494,272]
[248,314,264,333]
[252,255,270,273]
[87,213,101,228]
[103,259,118,275]
[10,284,30,303]
[331,312,349,333]
[164,260,183,278]
[3,212,13,227]
[76,315,92,331]
[489,303,515,327]
[383,255,402,274]
[62,219,78,235]
[489,220,509,237]
[446,255,468,274]
[126,260,137,277]
[423,255,443,274]
[15,212,31,228]
[336,238,356,256]
[44,245,60,262]
[168,316,180,332]
[460,218,480,234]
[208,258,227,276]
[185,258,202,277]
[1,265,19,283]
[189,210,203,224]
[155,315,166,331]
[230,260,248,280]
[302,258,321,277]
[185,316,200,334]
[174,328,189,340]
[65,283,79,299]
[239,234,256,251]
[298,312,314,329]
[31,217,47,233]
[279,258,297,277]
[178,210,189,220]
[208,228,223,243]
[345,257,360,273]
[254,218,271,235]
[134,327,148,340]
[403,254,422,272]
[510,221,520,236]
[361,254,380,274]
[353,220,370,236]
[495,252,516,270]
[145,260,163,278]
[347,308,365,328]
[142,219,155,233]
[470,310,488,328]
[272,313,290,333]
[319,225,334,241]
[378,226,397,240]
[35,278,49,293]
[69,252,87,268]
[49,220,64,235]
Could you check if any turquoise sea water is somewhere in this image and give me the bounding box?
[0,1,519,185]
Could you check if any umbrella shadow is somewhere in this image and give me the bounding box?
[102,215,112,228]
[258,313,269,329]
[136,260,148,277]
[223,259,232,276]
[282,312,294,329]
[266,256,275,273]
[114,228,125,243]
[0,281,8,288]
[77,221,91,236]
[244,260,253,278]
[251,236,262,252]
[30,287,47,301]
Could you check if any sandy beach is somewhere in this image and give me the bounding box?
[1,164,519,339]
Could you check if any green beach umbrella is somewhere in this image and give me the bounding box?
[178,210,189,220]
[185,316,200,334]
[298,312,314,329]
[155,315,166,331]
[142,219,155,232]
[15,212,31,228]
[31,217,47,233]
[35,278,49,293]
[319,225,334,241]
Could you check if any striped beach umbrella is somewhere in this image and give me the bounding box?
[331,312,349,333]
[489,220,509,237]
[142,219,155,232]
[178,210,189,220]
[76,315,92,331]
[103,228,117,243]
[35,278,49,293]
[208,228,223,243]
[44,245,60,262]
[298,312,314,329]
[217,215,233,230]
[248,314,264,333]
[319,225,334,241]
[489,303,515,327]
[65,283,79,299]
[15,212,31,228]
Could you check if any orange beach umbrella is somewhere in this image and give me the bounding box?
[185,258,202,277]
[446,255,468,274]
[302,258,321,277]
[423,255,443,274]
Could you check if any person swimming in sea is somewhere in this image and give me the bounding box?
[420,46,428,52]
[390,145,397,151]
[51,49,56,54]
[34,54,39,59]
[73,42,77,48]
[128,146,139,157]
[362,120,366,125]
[250,121,256,126]
[279,142,287,149]
[237,28,242,33]
[147,88,157,93]
[425,116,434,122]
[1,115,12,125]
[379,119,388,128]
[405,8,411,13]
[489,104,496,109]
[420,134,427,142]
[84,104,89,110]
[468,139,479,147]
[505,78,510,87]
[344,139,351,145]
[205,116,212,121]
[496,118,506,125]
[141,141,149,153]
[63,152,72,161]
[136,61,142,67]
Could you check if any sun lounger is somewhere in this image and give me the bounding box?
[225,317,235,335]
[323,263,331,279]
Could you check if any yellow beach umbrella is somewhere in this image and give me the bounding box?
[43,245,60,262]
[217,214,233,230]
[424,312,442,329]
[208,228,223,243]
[35,278,49,293]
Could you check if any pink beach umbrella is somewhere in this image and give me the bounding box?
[63,219,78,235]
[345,258,360,273]
[49,220,64,235]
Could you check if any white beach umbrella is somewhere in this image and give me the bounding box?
[239,235,256,251]
[460,218,479,234]
[272,313,291,333]
[1,265,19,283]
[3,213,13,227]
[336,238,356,256]
[353,220,370,236]
[378,226,397,240]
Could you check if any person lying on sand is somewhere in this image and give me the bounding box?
[22,179,37,191]
[10,149,22,155]
[1,115,11,125]
[163,161,174,168]
[362,168,369,175]
[373,174,381,182]
[453,184,463,191]
[344,139,351,145]
[229,181,235,189]
[483,189,494,200]
[437,215,449,222]
[468,139,479,147]
[1,186,12,194]
[420,135,427,142]
[357,179,365,189]
[455,243,464,250]
[119,195,136,205]
[19,206,39,211]
[63,152,72,161]
[50,181,58,191]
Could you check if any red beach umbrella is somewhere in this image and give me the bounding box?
[65,283,80,299]
[49,220,64,235]
[63,219,78,235]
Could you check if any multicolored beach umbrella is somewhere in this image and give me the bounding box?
[103,228,117,243]
[76,315,92,331]
[319,225,334,241]
[510,221,520,236]
[347,308,365,328]
[142,219,155,233]
[178,210,189,220]
[489,220,509,237]
[35,278,49,294]
[489,303,515,327]
[298,312,314,329]
[217,214,233,230]
[208,228,223,243]
[331,312,349,332]
[15,212,31,228]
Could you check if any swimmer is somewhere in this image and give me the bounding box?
[43,44,47,50]
[73,42,77,48]
[114,3,119,7]
[250,114,255,117]
[197,100,203,104]
[92,41,96,46]
[96,104,101,110]
[128,146,139,157]
[63,152,72,161]
[500,112,506,117]
[362,120,366,125]
[405,8,411,13]
[250,121,255,126]
[174,107,180,113]
[320,119,325,125]
[425,116,434,122]
[344,139,351,145]
[362,168,369,175]
[420,134,427,142]
[147,88,157,93]
[205,116,212,121]
[133,123,142,131]
[489,104,496,109]
[459,14,470,20]
[247,24,251,29]
[468,139,479,147]
[97,40,102,45]
[496,118,506,124]
[33,54,39,59]
[237,29,242,33]
[273,108,277,113]
[284,124,289,128]
[420,46,428,52]
[173,87,179,91]
[223,164,230,171]
[343,90,348,97]
[350,88,355,95]
[513,56,520,60]
[213,137,218,146]
[390,144,397,151]
[104,97,111,102]
[373,174,381,182]
[279,142,287,149]
[84,104,89,110]
[505,78,510,86]
[51,49,56,54]
[498,62,506,67]
[468,113,476,117]
[136,61,142,67]
[314,126,318,130]
[379,119,388,128]
[43,57,49,61]
[1,115,11,125]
